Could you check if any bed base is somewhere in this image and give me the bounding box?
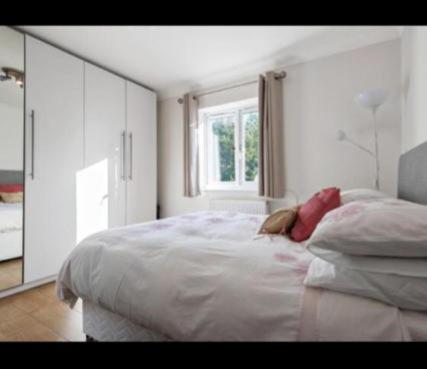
[82,300,169,342]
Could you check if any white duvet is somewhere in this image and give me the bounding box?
[57,211,314,341]
[0,202,22,233]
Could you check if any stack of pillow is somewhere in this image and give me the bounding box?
[303,188,427,311]
[0,184,23,203]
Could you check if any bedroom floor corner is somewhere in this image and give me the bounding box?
[0,283,84,341]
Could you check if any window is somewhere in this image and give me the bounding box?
[200,99,259,191]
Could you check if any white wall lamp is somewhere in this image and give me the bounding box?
[337,88,388,191]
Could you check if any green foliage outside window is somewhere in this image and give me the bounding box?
[210,110,259,184]
[244,112,259,181]
[212,119,235,181]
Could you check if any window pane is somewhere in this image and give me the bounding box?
[243,111,259,182]
[210,115,235,182]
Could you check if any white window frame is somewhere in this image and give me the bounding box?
[199,98,258,192]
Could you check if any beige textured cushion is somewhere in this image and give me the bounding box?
[0,192,23,203]
[258,206,299,235]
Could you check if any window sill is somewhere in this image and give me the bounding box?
[202,188,258,194]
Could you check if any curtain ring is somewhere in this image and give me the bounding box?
[274,71,287,80]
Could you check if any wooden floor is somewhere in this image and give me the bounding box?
[0,258,22,291]
[0,282,85,341]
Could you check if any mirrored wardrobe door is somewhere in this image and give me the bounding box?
[0,26,24,291]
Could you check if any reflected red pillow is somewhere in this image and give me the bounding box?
[290,187,340,242]
[0,184,23,193]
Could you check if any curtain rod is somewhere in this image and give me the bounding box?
[177,71,286,104]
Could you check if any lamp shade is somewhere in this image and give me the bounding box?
[354,88,388,110]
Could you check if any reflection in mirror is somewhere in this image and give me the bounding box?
[0,26,24,291]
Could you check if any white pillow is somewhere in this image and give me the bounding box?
[307,245,427,277]
[308,198,427,257]
[340,188,390,204]
[304,257,427,311]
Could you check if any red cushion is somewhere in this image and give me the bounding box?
[290,187,340,242]
[0,184,23,193]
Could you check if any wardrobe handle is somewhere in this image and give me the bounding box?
[30,110,35,179]
[121,130,126,180]
[129,132,133,180]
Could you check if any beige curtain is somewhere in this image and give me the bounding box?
[258,71,285,198]
[183,93,201,197]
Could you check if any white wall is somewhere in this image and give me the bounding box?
[158,39,402,218]
[401,26,427,152]
[283,39,401,203]
[0,102,23,170]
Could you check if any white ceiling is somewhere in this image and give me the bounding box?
[19,26,401,100]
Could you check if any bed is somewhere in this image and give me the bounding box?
[0,171,23,262]
[57,141,427,341]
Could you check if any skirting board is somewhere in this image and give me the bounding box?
[0,274,57,299]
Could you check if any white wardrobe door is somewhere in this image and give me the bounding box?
[25,37,84,283]
[126,82,157,224]
[83,63,126,236]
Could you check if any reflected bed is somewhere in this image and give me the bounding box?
[0,170,23,261]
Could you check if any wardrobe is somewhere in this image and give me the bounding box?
[23,36,156,284]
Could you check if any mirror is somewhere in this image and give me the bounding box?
[0,26,24,291]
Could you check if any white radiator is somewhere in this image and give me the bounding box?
[209,199,268,215]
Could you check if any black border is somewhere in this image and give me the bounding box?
[2,3,426,26]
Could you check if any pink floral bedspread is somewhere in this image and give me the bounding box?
[57,211,314,341]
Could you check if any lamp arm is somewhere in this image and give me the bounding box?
[344,137,376,158]
[372,110,380,190]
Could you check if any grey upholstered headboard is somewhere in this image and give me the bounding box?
[0,170,24,185]
[398,141,427,205]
